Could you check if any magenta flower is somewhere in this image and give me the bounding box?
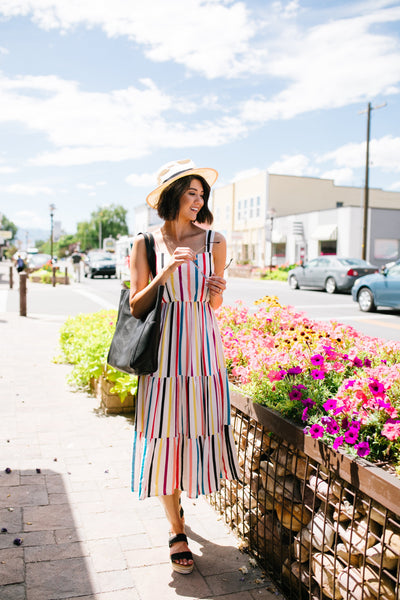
[289,387,303,401]
[310,354,324,366]
[364,358,372,368]
[345,429,359,444]
[333,435,344,450]
[302,397,316,409]
[342,417,350,430]
[309,424,324,439]
[345,380,356,389]
[311,369,326,380]
[326,419,340,435]
[323,398,337,412]
[355,441,370,457]
[353,357,363,368]
[301,408,309,421]
[287,366,302,376]
[368,379,385,396]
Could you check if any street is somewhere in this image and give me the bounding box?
[80,274,400,343]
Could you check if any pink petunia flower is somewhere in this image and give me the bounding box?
[382,420,400,441]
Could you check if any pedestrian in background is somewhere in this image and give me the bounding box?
[71,250,82,283]
[129,159,239,574]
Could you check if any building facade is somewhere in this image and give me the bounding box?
[211,172,400,268]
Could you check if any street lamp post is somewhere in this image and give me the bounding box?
[49,203,56,263]
[99,211,103,250]
[266,208,276,272]
[359,102,386,260]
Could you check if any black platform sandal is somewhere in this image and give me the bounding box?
[169,533,194,574]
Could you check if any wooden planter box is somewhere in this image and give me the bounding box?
[90,376,135,415]
[29,274,70,284]
[209,387,400,600]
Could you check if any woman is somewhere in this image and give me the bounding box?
[129,159,239,574]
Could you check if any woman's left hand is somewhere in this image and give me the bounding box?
[206,274,226,297]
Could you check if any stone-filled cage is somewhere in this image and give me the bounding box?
[209,390,400,600]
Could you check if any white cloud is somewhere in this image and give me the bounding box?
[0,166,17,173]
[267,154,319,177]
[0,46,9,55]
[0,0,260,79]
[4,183,54,195]
[320,168,355,186]
[319,135,400,172]
[0,73,247,166]
[126,172,157,187]
[76,183,95,190]
[241,6,400,123]
[231,168,263,182]
[13,209,48,228]
[389,180,400,191]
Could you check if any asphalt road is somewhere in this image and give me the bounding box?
[81,274,400,343]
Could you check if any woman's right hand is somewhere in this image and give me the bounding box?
[165,247,197,273]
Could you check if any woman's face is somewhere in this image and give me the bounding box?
[178,178,204,220]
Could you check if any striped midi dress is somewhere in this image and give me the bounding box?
[132,230,240,499]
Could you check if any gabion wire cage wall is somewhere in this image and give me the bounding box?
[209,390,400,600]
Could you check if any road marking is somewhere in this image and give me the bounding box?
[71,286,116,309]
[357,318,400,330]
[293,303,352,309]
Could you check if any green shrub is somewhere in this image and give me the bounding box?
[57,310,138,402]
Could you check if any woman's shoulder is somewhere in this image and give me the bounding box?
[207,229,225,244]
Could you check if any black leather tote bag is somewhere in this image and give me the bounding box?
[107,232,164,375]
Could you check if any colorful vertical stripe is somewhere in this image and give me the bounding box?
[132,231,239,499]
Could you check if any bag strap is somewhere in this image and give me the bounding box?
[140,232,156,279]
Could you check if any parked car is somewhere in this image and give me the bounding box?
[288,257,378,294]
[352,262,400,311]
[84,251,116,278]
[26,253,52,271]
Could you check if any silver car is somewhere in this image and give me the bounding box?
[288,257,378,294]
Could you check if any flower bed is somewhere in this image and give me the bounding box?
[216,296,400,475]
[29,268,69,284]
[56,310,137,411]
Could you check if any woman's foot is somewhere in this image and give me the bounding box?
[169,532,194,574]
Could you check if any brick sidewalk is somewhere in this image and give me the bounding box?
[0,264,286,600]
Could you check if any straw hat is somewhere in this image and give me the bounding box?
[146,159,218,208]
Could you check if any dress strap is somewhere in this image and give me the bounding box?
[205,229,215,252]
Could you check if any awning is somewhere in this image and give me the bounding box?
[311,224,337,241]
[271,230,287,243]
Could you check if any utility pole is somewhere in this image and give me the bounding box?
[360,102,386,260]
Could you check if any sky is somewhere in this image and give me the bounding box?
[0,0,400,241]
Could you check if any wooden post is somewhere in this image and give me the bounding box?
[52,266,56,287]
[65,266,69,284]
[9,266,13,289]
[19,273,27,316]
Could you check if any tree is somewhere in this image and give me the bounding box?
[58,234,78,257]
[76,204,129,250]
[0,214,18,240]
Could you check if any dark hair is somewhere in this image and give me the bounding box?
[156,175,213,224]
